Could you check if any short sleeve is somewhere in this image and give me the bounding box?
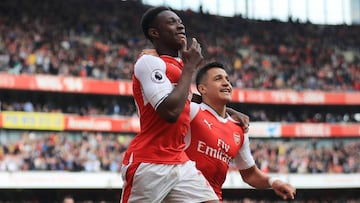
[134,55,173,109]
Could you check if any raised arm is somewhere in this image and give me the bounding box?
[156,38,203,122]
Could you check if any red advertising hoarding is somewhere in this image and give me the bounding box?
[1,73,359,105]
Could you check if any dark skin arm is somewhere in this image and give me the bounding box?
[226,107,250,133]
[139,47,247,128]
[156,38,203,122]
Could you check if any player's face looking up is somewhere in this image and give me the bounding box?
[198,67,233,104]
[149,10,186,51]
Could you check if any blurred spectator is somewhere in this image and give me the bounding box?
[0,93,357,123]
[0,0,359,91]
[0,131,359,174]
[62,195,75,203]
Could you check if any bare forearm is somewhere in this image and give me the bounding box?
[156,68,194,122]
[157,37,203,122]
[240,166,296,200]
[239,167,271,189]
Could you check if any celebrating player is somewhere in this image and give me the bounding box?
[120,6,219,203]
[185,62,296,201]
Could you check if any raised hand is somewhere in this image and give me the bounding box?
[226,107,250,133]
[181,38,203,73]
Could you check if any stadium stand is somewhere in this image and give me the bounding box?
[0,0,359,202]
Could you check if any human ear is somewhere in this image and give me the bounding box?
[148,28,159,39]
[198,84,207,95]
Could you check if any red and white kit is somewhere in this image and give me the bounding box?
[185,102,255,200]
[121,55,217,203]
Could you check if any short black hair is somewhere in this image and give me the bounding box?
[195,62,226,88]
[141,6,171,40]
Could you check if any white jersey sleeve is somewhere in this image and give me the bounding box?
[134,55,173,109]
[234,134,255,170]
[184,102,201,150]
[190,102,200,121]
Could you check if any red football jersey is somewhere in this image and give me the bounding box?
[185,103,247,200]
[123,55,190,165]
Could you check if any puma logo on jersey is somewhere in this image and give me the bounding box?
[203,119,213,129]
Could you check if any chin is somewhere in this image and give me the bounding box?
[222,97,232,103]
[175,43,183,50]
[227,96,233,101]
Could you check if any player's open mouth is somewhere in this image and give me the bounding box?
[220,88,231,93]
[177,32,186,38]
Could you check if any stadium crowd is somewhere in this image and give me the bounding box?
[0,92,137,117]
[0,0,359,123]
[0,0,359,202]
[0,0,359,175]
[0,131,359,174]
[1,93,359,123]
[0,0,359,91]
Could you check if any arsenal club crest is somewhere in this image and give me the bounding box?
[233,132,241,145]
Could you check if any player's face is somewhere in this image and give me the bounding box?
[204,68,232,103]
[155,10,186,50]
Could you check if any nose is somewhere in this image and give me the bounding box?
[177,21,185,30]
[223,79,232,87]
[177,26,185,33]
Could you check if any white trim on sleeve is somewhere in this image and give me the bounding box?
[134,55,173,109]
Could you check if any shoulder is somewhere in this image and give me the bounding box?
[134,55,167,77]
[135,55,165,68]
[190,102,201,120]
[190,102,201,111]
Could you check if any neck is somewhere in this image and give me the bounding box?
[154,43,180,57]
[203,99,227,118]
[158,50,179,57]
